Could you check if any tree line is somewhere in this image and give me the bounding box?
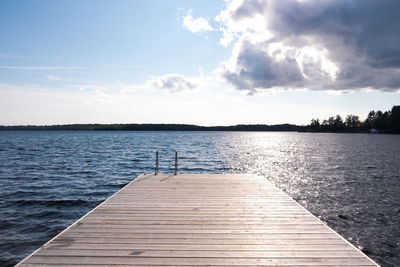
[305,105,400,133]
[1,105,398,133]
[0,123,300,132]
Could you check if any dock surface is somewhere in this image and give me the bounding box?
[18,173,379,266]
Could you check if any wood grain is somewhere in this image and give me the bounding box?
[17,173,379,266]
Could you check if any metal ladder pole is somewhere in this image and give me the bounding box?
[174,151,178,175]
[155,151,159,175]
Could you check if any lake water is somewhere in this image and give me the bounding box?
[0,131,399,266]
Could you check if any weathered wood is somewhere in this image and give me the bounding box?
[44,243,356,251]
[19,256,377,266]
[52,237,350,245]
[34,249,368,258]
[17,173,379,266]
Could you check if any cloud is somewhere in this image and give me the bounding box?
[0,54,28,59]
[0,65,86,70]
[215,0,269,46]
[46,75,61,81]
[214,0,400,93]
[220,38,304,93]
[0,64,155,71]
[0,81,349,126]
[148,74,198,92]
[182,10,213,33]
[99,64,157,70]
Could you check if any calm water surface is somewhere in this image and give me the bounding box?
[0,131,399,266]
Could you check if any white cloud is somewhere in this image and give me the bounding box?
[213,0,400,93]
[182,10,213,33]
[215,0,270,46]
[148,74,198,92]
[46,75,61,81]
[0,65,86,70]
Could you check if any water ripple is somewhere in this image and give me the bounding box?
[0,131,399,266]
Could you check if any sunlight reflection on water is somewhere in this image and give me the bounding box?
[0,131,399,266]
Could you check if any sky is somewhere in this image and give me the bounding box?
[0,0,399,126]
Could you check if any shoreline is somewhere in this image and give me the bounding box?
[0,123,397,134]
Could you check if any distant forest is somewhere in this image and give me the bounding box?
[0,124,300,132]
[303,105,400,133]
[1,105,399,134]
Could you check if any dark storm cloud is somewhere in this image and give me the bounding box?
[219,0,400,92]
[270,0,400,69]
[222,40,304,90]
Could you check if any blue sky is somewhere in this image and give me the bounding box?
[1,0,399,125]
[0,1,226,80]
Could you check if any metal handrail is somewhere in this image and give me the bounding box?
[155,151,159,175]
[154,151,178,175]
[174,151,178,175]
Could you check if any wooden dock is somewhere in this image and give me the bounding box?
[17,173,379,266]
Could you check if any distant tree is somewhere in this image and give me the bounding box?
[345,115,361,128]
[375,110,391,129]
[310,119,320,129]
[304,105,399,133]
[327,116,335,126]
[366,110,376,124]
[364,110,388,130]
[389,105,400,133]
[333,115,344,130]
[318,115,344,131]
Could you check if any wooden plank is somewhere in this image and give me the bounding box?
[16,174,379,266]
[44,243,356,251]
[80,219,320,224]
[34,249,368,258]
[52,237,350,245]
[74,223,325,229]
[60,232,341,239]
[20,256,377,266]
